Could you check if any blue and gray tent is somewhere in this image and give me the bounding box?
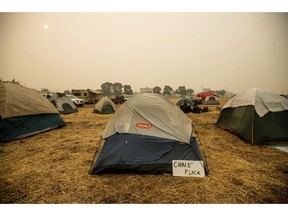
[89,93,206,175]
[0,82,65,142]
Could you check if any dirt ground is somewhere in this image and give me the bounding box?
[0,97,287,204]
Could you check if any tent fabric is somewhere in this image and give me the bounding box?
[222,88,288,117]
[90,134,203,174]
[176,97,194,113]
[217,88,288,145]
[0,114,65,142]
[90,93,205,174]
[0,82,65,142]
[101,93,192,144]
[203,95,220,105]
[0,82,59,119]
[176,97,194,107]
[93,97,117,114]
[49,93,78,114]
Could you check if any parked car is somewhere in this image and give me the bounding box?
[110,95,126,104]
[66,94,85,107]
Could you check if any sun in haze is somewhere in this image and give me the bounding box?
[44,25,48,30]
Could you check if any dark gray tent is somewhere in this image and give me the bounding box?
[216,88,288,145]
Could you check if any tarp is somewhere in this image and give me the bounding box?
[101,93,192,144]
[222,88,288,117]
[0,82,59,119]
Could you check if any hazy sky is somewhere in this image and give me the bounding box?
[0,12,287,94]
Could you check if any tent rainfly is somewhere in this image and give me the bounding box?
[216,88,288,145]
[0,82,65,142]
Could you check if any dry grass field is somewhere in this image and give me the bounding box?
[0,97,287,204]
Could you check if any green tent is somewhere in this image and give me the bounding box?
[93,97,117,114]
[0,82,65,142]
[176,97,194,113]
[216,88,288,145]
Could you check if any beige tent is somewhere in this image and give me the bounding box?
[0,82,65,142]
[93,97,117,114]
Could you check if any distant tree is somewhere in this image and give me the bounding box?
[124,84,133,95]
[187,88,194,96]
[216,89,227,97]
[41,88,50,92]
[1,78,21,85]
[101,82,113,96]
[177,86,187,97]
[153,86,161,94]
[162,85,173,96]
[63,90,71,95]
[112,82,123,96]
[173,89,179,95]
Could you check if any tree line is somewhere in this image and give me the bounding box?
[1,78,227,97]
[100,82,197,97]
[100,82,227,97]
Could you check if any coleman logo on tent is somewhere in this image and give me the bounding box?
[136,122,153,129]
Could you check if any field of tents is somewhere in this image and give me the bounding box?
[0,88,287,203]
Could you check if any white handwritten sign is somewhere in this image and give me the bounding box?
[172,160,205,177]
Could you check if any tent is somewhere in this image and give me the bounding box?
[89,93,206,175]
[93,96,117,114]
[49,93,78,114]
[203,95,220,105]
[175,97,194,113]
[216,88,288,145]
[197,92,217,100]
[0,82,65,142]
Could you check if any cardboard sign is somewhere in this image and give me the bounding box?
[172,160,205,177]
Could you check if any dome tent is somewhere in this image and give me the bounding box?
[175,97,194,113]
[93,96,117,114]
[49,93,78,114]
[203,95,220,105]
[216,88,288,145]
[89,93,206,175]
[0,82,65,142]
